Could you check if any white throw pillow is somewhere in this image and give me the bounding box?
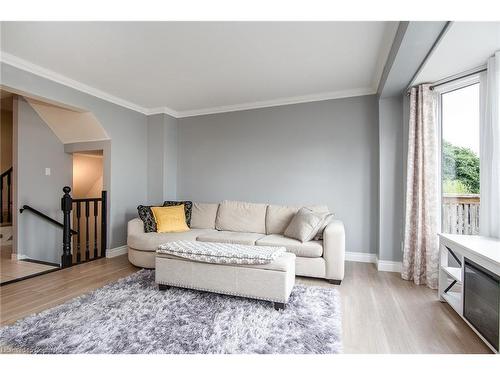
[314,213,335,240]
[284,208,328,242]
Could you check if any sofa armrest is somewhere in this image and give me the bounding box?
[128,218,145,238]
[322,219,345,281]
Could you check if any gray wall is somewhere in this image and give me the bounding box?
[147,114,165,204]
[178,96,379,255]
[378,96,404,261]
[146,113,178,204]
[2,63,148,249]
[163,114,178,200]
[16,97,72,263]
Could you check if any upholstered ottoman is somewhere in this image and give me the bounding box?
[155,243,296,310]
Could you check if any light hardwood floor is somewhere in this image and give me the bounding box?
[0,255,491,354]
[1,259,59,285]
[1,244,58,283]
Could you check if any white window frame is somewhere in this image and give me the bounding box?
[435,73,481,233]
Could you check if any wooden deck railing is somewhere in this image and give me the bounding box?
[442,194,480,235]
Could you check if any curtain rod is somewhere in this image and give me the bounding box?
[405,65,487,96]
[429,67,487,90]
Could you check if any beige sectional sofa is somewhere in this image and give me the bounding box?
[127,200,346,283]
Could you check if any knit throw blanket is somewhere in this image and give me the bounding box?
[157,241,286,265]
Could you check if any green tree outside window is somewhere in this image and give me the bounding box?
[442,141,480,194]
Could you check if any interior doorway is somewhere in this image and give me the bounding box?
[73,151,104,199]
[71,150,105,263]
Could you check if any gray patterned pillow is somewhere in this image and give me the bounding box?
[137,205,162,233]
[163,201,193,227]
[138,201,193,233]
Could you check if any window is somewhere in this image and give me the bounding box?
[439,78,481,234]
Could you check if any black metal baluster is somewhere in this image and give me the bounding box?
[61,186,73,268]
[76,202,81,263]
[93,200,98,258]
[0,177,3,224]
[85,201,90,260]
[6,172,11,223]
[101,191,107,258]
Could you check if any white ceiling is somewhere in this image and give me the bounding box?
[414,22,500,85]
[0,22,398,117]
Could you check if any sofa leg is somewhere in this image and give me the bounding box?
[328,279,342,285]
[273,302,286,311]
[158,284,171,291]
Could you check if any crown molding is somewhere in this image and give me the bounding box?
[0,52,174,116]
[145,106,181,118]
[1,52,376,119]
[175,87,376,118]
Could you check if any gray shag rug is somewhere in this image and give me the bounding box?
[0,270,342,354]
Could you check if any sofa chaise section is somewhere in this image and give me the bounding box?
[127,218,217,268]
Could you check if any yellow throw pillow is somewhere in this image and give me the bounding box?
[151,205,189,233]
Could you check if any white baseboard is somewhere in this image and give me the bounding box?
[12,252,28,260]
[345,251,402,273]
[345,251,377,263]
[12,253,25,260]
[376,258,402,273]
[106,245,128,258]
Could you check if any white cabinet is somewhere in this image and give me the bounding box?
[438,234,500,353]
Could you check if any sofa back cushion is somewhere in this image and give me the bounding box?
[215,200,267,233]
[191,203,219,229]
[266,205,299,235]
[266,204,330,234]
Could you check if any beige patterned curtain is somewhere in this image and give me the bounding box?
[402,84,439,289]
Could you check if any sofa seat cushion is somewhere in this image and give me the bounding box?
[256,234,323,258]
[128,229,217,252]
[196,231,265,245]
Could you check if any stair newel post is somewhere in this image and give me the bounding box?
[61,186,73,268]
[101,190,107,258]
[0,177,3,224]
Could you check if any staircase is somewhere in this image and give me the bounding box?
[19,186,107,268]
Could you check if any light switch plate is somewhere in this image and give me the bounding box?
[45,168,51,176]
